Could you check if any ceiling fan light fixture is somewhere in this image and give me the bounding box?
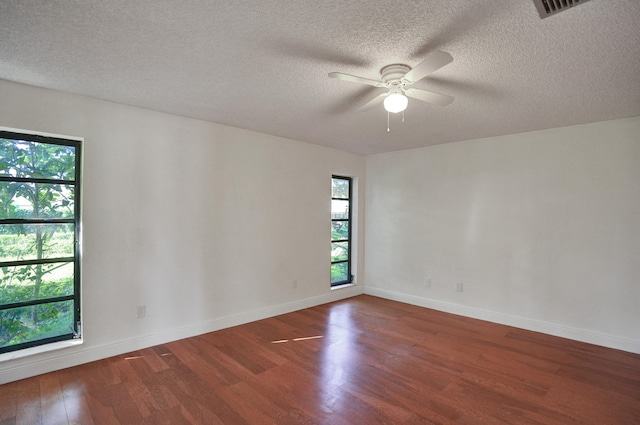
[383,92,408,113]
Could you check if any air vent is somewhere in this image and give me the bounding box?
[533,0,591,19]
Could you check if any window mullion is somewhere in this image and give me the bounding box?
[0,176,76,185]
[0,295,76,311]
[0,257,75,268]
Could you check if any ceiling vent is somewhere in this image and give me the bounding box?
[533,0,591,19]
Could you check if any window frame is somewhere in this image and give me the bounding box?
[0,130,82,354]
[331,175,353,286]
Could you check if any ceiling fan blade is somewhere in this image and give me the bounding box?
[405,88,454,106]
[403,51,453,84]
[357,92,388,111]
[329,72,385,87]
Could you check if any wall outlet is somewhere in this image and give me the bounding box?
[455,283,464,292]
[293,279,298,289]
[424,277,431,287]
[137,305,146,318]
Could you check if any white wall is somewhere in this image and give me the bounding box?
[0,79,365,383]
[365,116,640,353]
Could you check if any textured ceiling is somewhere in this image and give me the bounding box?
[1,1,639,155]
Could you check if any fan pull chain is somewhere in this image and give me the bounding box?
[402,110,405,123]
[387,111,390,132]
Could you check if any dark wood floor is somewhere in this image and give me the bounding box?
[1,295,639,425]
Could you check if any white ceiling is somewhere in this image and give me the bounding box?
[1,1,639,155]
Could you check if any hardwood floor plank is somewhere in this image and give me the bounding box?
[103,382,146,424]
[154,354,250,425]
[224,381,295,425]
[39,373,68,425]
[81,392,118,425]
[15,377,41,425]
[547,372,640,420]
[555,362,640,398]
[58,366,95,425]
[187,337,260,385]
[0,381,17,422]
[61,391,94,425]
[117,354,168,418]
[2,295,639,424]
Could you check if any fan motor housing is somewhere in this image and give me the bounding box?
[380,64,411,83]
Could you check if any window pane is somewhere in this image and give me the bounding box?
[331,242,349,262]
[331,176,352,286]
[332,178,349,199]
[0,224,74,262]
[331,262,348,284]
[0,139,76,180]
[0,262,74,305]
[0,182,75,219]
[331,221,349,241]
[0,131,80,354]
[0,300,74,349]
[331,199,349,219]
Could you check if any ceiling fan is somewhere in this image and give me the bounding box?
[329,51,454,114]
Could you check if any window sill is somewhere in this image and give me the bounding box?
[0,338,83,363]
[331,282,356,291]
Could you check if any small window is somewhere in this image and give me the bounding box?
[0,130,82,354]
[331,176,352,286]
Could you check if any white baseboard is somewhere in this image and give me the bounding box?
[0,284,363,384]
[364,287,640,355]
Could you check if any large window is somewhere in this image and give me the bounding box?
[331,176,352,286]
[0,131,81,354]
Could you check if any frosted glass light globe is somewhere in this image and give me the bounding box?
[383,93,408,113]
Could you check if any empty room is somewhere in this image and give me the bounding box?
[0,1,639,424]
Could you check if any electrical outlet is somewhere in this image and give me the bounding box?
[293,279,298,289]
[424,277,431,287]
[137,305,146,318]
[455,283,464,292]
